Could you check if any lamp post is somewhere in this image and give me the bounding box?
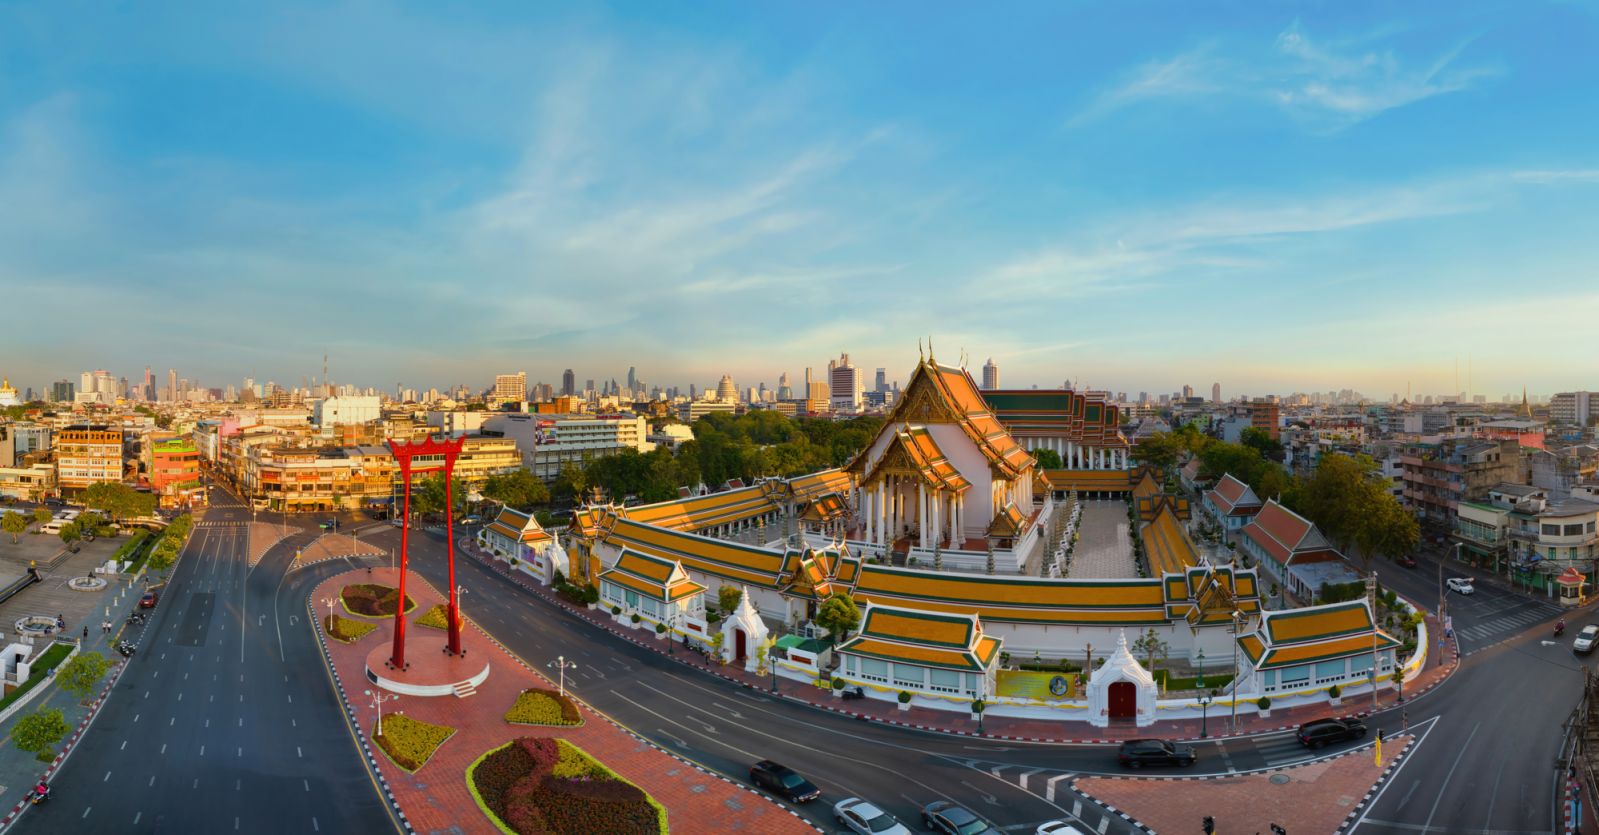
[323,596,335,626]
[767,642,778,693]
[668,610,679,656]
[548,655,577,698]
[362,689,397,737]
[1231,610,1244,733]
[1198,690,1213,738]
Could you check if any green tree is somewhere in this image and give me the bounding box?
[1131,628,1170,688]
[1239,426,1285,461]
[552,464,589,504]
[57,652,111,705]
[717,584,743,614]
[31,507,50,527]
[1301,454,1378,556]
[1132,432,1182,474]
[1031,448,1064,469]
[482,469,550,511]
[12,708,70,763]
[2,512,27,544]
[411,474,468,518]
[814,593,862,641]
[149,537,181,572]
[58,521,81,548]
[82,482,155,521]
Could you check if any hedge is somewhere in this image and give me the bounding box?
[416,604,450,630]
[373,713,456,773]
[468,738,665,835]
[504,688,583,727]
[340,583,417,618]
[325,615,377,644]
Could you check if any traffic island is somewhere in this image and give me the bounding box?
[1074,735,1414,834]
[311,566,816,834]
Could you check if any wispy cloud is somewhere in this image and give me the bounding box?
[1072,22,1502,131]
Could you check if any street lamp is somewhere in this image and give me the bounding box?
[323,596,335,626]
[767,642,778,693]
[667,611,679,656]
[1231,610,1244,733]
[548,655,577,698]
[1198,689,1214,738]
[362,689,397,737]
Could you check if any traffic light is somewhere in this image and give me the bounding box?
[1202,815,1215,834]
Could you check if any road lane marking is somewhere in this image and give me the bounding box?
[104,771,111,782]
[82,807,91,819]
[160,744,166,754]
[1349,717,1439,833]
[1423,720,1479,832]
[120,741,126,750]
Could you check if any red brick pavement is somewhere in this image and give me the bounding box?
[311,566,815,835]
[458,540,1460,744]
[1077,736,1413,834]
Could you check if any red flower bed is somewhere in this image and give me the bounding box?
[340,583,416,617]
[470,738,662,834]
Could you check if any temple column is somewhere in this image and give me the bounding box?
[931,490,941,551]
[864,488,874,543]
[877,480,887,548]
[918,481,928,549]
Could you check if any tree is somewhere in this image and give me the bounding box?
[717,584,743,614]
[12,707,70,762]
[814,593,862,640]
[412,474,468,519]
[82,482,156,521]
[552,464,589,504]
[31,507,50,527]
[1132,433,1182,474]
[1031,448,1063,469]
[58,521,81,549]
[1239,426,1285,461]
[482,469,550,511]
[57,652,111,705]
[2,512,26,544]
[1131,628,1169,689]
[149,536,181,572]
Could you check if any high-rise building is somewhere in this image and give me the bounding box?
[1182,384,1194,401]
[804,368,830,413]
[715,374,738,403]
[1551,392,1596,427]
[493,372,527,404]
[51,380,74,403]
[981,358,1000,391]
[776,372,794,401]
[1212,382,1221,404]
[874,368,887,393]
[168,368,178,403]
[562,369,575,397]
[829,353,862,413]
[626,367,637,395]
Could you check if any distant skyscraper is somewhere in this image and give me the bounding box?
[1211,382,1221,404]
[716,374,737,403]
[51,380,74,403]
[1182,384,1194,401]
[626,366,637,395]
[829,353,862,413]
[874,368,887,393]
[494,372,527,403]
[981,358,1000,391]
[776,372,793,401]
[585,379,595,395]
[561,369,575,397]
[168,368,178,403]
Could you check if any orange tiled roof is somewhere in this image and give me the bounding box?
[853,564,1168,626]
[1043,469,1133,493]
[838,602,1000,672]
[1139,505,1199,577]
[597,549,706,603]
[978,389,1131,450]
[599,517,787,589]
[986,501,1027,537]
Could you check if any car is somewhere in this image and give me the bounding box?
[1036,822,1088,835]
[748,760,819,803]
[1395,555,1418,568]
[1446,577,1475,595]
[461,515,481,525]
[1116,739,1197,768]
[139,591,159,609]
[1574,625,1599,654]
[921,801,999,835]
[833,797,911,834]
[1296,718,1367,749]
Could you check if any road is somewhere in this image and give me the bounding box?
[13,486,396,834]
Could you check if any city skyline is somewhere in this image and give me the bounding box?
[3,3,1598,395]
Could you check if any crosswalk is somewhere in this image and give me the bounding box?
[957,760,1137,835]
[196,520,249,529]
[1451,598,1563,652]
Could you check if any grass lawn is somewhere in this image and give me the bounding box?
[0,642,76,713]
[504,688,583,727]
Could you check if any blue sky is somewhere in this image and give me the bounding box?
[2,1,1597,399]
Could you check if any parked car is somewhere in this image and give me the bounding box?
[1116,739,1196,768]
[921,800,999,835]
[748,760,820,803]
[1395,555,1418,568]
[461,515,481,526]
[1036,822,1088,835]
[1296,718,1367,749]
[1446,577,1475,595]
[139,591,159,610]
[833,797,911,834]
[1574,625,1599,654]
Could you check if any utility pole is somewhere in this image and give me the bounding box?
[1368,571,1380,711]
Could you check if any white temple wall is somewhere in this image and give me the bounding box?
[926,423,995,538]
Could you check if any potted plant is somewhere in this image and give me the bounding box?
[1256,696,1272,718]
[970,699,986,721]
[630,612,642,629]
[610,604,622,622]
[654,622,667,641]
[831,677,845,699]
[1328,684,1342,706]
[897,690,912,712]
[584,587,600,610]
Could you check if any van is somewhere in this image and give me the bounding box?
[40,521,64,535]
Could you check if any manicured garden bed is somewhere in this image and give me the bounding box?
[504,688,583,727]
[340,583,417,618]
[0,642,75,713]
[468,738,666,835]
[325,614,378,644]
[373,713,456,772]
[416,603,450,630]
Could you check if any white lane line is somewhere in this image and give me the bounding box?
[200,745,206,756]
[1046,773,1072,802]
[312,817,320,831]
[133,713,139,723]
[149,776,156,787]
[304,779,310,792]
[120,741,127,750]
[82,807,91,819]
[297,746,303,758]
[160,744,166,754]
[103,771,111,782]
[133,812,141,825]
[1422,721,1479,832]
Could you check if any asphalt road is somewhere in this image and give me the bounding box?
[13,486,396,835]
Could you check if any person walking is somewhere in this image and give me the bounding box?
[82,625,88,642]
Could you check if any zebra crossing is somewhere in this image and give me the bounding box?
[196,520,248,529]
[954,760,1138,834]
[1450,597,1564,653]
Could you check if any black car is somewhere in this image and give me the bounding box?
[1296,718,1367,749]
[1116,739,1196,768]
[749,760,820,803]
[922,800,999,835]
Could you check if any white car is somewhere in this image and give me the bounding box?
[1037,822,1088,835]
[1575,625,1599,654]
[833,797,912,835]
[1446,577,1475,595]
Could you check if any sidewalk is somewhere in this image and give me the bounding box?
[461,538,1460,744]
[310,566,816,835]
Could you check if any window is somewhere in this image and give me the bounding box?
[858,657,888,682]
[1279,667,1310,686]
[893,663,925,689]
[1263,670,1277,692]
[1314,659,1347,684]
[929,668,961,694]
[1566,524,1586,537]
[844,656,856,674]
[1543,524,1562,536]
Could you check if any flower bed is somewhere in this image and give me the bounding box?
[504,688,583,727]
[416,604,450,630]
[325,614,378,644]
[340,583,417,618]
[374,713,456,773]
[468,738,666,835]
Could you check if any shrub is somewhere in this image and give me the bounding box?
[325,615,377,644]
[610,605,621,616]
[582,585,599,605]
[970,699,985,714]
[897,690,912,704]
[831,676,845,690]
[504,688,583,727]
[1328,684,1341,699]
[469,738,664,835]
[341,583,417,618]
[1257,696,1272,710]
[417,604,450,630]
[630,613,641,624]
[654,623,666,635]
[373,713,455,772]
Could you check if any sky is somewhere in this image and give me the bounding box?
[2,1,1597,400]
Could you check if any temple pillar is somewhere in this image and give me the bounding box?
[918,481,928,549]
[931,490,941,550]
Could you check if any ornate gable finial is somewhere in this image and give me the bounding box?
[928,336,935,363]
[918,338,924,361]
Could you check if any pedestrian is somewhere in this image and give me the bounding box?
[82,625,88,641]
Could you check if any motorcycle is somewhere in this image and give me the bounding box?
[117,642,135,657]
[127,613,146,625]
[24,786,48,806]
[840,686,867,701]
[1557,621,1567,637]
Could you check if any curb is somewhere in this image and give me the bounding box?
[0,660,127,832]
[1336,733,1419,833]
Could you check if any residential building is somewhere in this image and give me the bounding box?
[1203,473,1264,532]
[679,400,737,424]
[425,409,491,437]
[1454,484,1599,592]
[1239,499,1359,601]
[239,434,517,512]
[981,359,1000,391]
[1526,446,1599,497]
[1400,438,1521,526]
[647,423,695,450]
[484,413,653,482]
[147,434,205,509]
[1249,399,1280,441]
[313,395,382,428]
[55,424,124,495]
[829,353,863,413]
[1551,391,1596,427]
